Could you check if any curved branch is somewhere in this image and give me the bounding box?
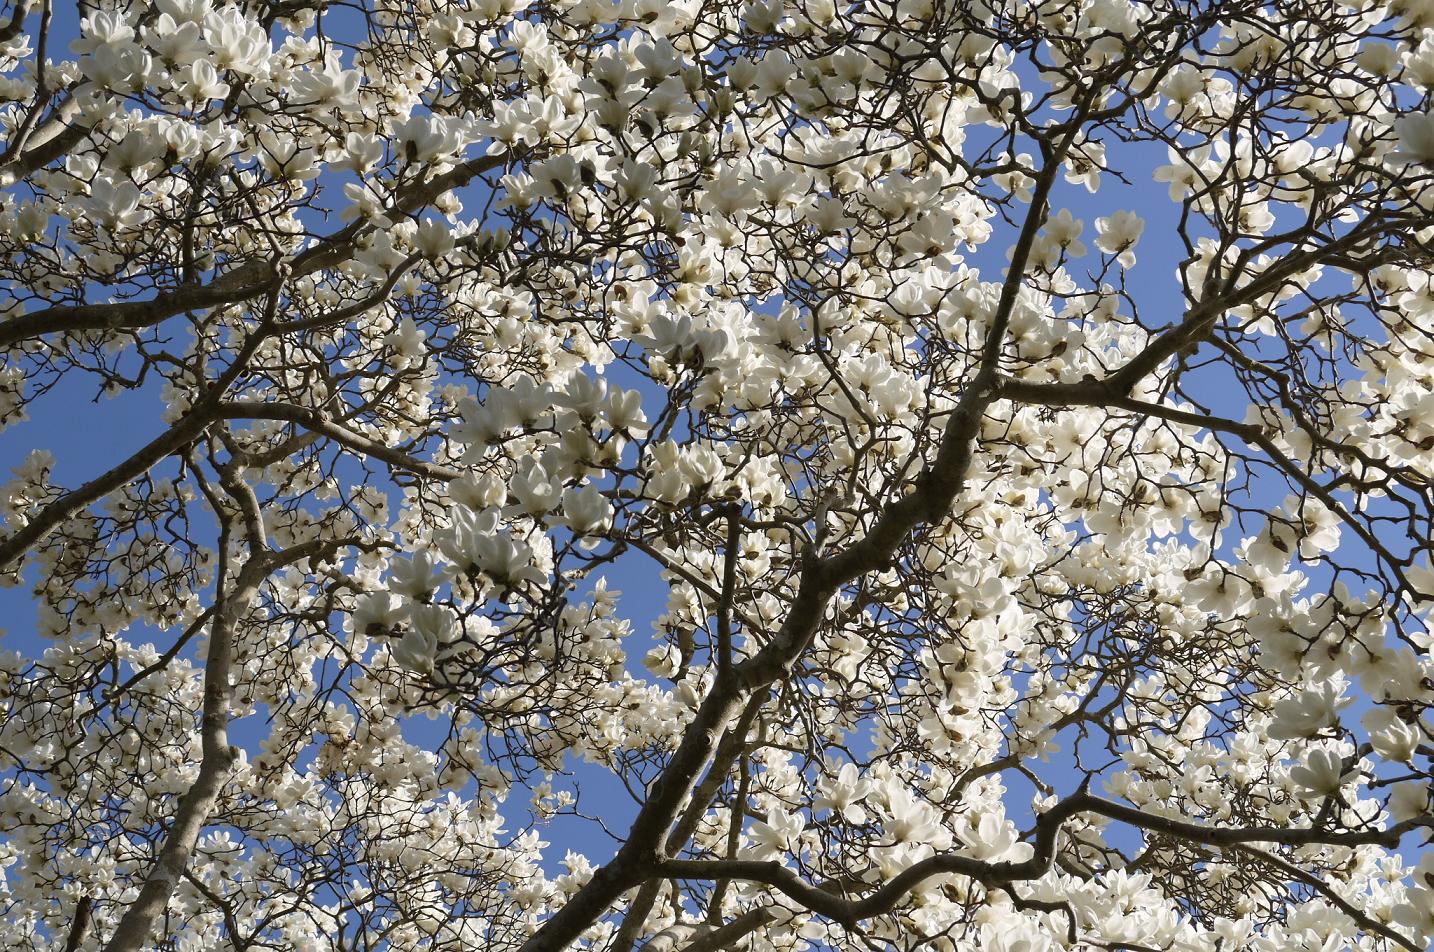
[0,152,510,348]
[98,545,259,952]
[0,258,274,349]
[0,401,222,569]
[994,378,1413,587]
[676,908,775,952]
[516,84,1089,952]
[218,400,461,481]
[655,793,1422,944]
[1231,842,1421,952]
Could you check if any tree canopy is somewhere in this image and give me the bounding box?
[0,0,1433,949]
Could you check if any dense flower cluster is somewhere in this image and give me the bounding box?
[0,0,1431,949]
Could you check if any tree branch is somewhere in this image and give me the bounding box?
[0,153,511,348]
[218,400,461,481]
[0,277,284,568]
[652,791,1422,942]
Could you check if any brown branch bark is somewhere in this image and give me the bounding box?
[61,895,93,952]
[0,0,29,41]
[678,908,774,952]
[655,793,1424,947]
[0,400,223,569]
[515,147,1425,952]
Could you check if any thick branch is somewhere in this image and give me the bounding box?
[0,120,88,190]
[100,529,357,952]
[0,258,274,349]
[0,400,222,569]
[98,552,261,952]
[0,0,28,41]
[677,908,774,952]
[61,896,93,952]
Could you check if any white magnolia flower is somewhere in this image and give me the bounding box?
[340,132,385,172]
[1357,41,1400,77]
[84,176,148,230]
[256,128,320,181]
[605,387,649,435]
[747,808,804,859]
[1045,208,1086,256]
[104,131,164,174]
[352,591,405,635]
[436,507,502,574]
[1288,747,1352,799]
[1094,210,1144,267]
[1392,855,1434,939]
[391,626,437,675]
[205,6,270,77]
[389,550,447,598]
[155,0,210,23]
[643,642,681,679]
[1362,707,1423,763]
[71,9,136,56]
[959,812,1033,862]
[449,473,506,510]
[880,785,950,848]
[145,16,204,66]
[395,114,459,164]
[1268,682,1350,740]
[408,603,460,647]
[382,318,426,366]
[814,763,870,824]
[10,3,1434,947]
[1407,558,1434,607]
[412,219,455,258]
[1389,781,1432,823]
[557,485,612,538]
[290,54,361,108]
[1390,113,1434,166]
[82,43,152,91]
[179,59,229,103]
[636,314,729,366]
[510,460,562,518]
[472,532,544,587]
[453,377,554,448]
[554,374,607,421]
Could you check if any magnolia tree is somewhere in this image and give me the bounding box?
[2,0,1434,949]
